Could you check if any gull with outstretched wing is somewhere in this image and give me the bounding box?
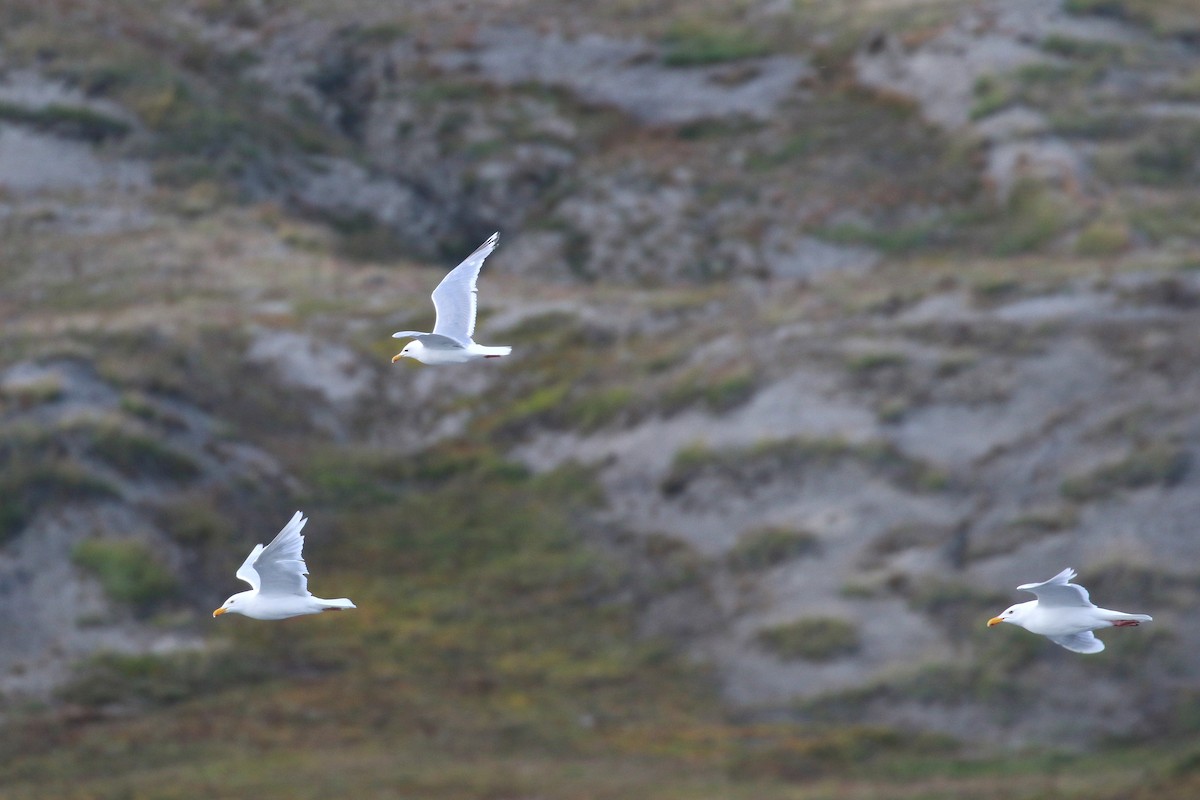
[987,567,1151,653]
[391,232,511,365]
[213,511,355,621]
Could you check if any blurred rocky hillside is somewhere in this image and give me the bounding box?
[1,0,1200,766]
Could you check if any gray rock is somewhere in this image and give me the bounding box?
[766,235,881,280]
[974,106,1049,142]
[434,27,811,125]
[0,125,150,193]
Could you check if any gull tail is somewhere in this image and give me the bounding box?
[319,598,356,611]
[479,345,512,358]
[1100,609,1152,623]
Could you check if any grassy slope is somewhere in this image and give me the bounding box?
[1,1,1199,797]
[1,442,1197,800]
[0,211,1194,797]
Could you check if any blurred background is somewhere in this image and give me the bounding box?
[1,0,1199,797]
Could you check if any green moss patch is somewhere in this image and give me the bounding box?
[0,462,118,545]
[726,526,820,572]
[662,24,770,67]
[84,424,200,481]
[728,725,956,782]
[0,101,130,142]
[756,617,860,661]
[59,650,268,709]
[661,437,948,497]
[662,363,758,414]
[1061,444,1190,501]
[71,538,178,610]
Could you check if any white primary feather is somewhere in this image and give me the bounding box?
[430,232,498,344]
[242,510,310,598]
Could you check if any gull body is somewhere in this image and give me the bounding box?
[213,511,355,621]
[392,232,511,365]
[987,567,1151,654]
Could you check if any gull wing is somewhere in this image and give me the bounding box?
[388,332,464,349]
[416,333,466,350]
[248,511,311,599]
[1017,567,1094,608]
[235,544,265,591]
[430,232,499,345]
[1048,630,1105,654]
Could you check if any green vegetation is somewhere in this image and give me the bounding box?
[993,182,1078,255]
[1050,109,1139,139]
[0,461,118,544]
[971,75,1014,120]
[727,726,956,782]
[970,275,1021,303]
[746,133,815,171]
[661,436,949,497]
[816,220,938,256]
[662,363,758,414]
[675,117,764,141]
[0,101,130,142]
[1076,215,1132,256]
[1085,562,1194,609]
[725,526,820,572]
[0,5,338,193]
[569,386,637,431]
[756,617,860,661]
[904,580,1010,635]
[1041,35,1126,62]
[325,209,409,262]
[662,23,770,67]
[860,522,949,568]
[59,650,267,709]
[84,423,200,481]
[969,506,1079,560]
[1130,198,1200,244]
[1134,127,1200,187]
[0,2,1198,797]
[155,499,234,547]
[845,350,906,373]
[1061,444,1190,501]
[638,531,709,593]
[71,538,178,610]
[1065,0,1200,39]
[303,442,530,507]
[1063,0,1129,17]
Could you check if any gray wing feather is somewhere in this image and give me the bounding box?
[1048,630,1105,654]
[430,232,499,345]
[1018,567,1094,608]
[391,330,429,339]
[252,511,311,598]
[419,333,467,350]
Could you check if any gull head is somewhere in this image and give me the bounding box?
[213,591,253,618]
[391,340,424,364]
[988,601,1033,628]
